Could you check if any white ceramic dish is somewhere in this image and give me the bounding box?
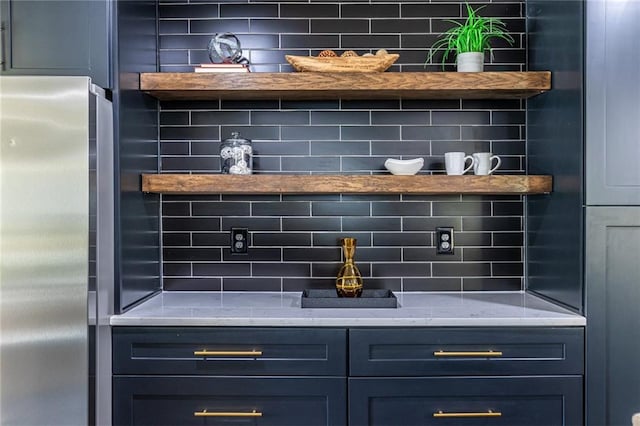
[384,158,424,175]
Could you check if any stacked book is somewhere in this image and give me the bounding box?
[193,63,250,73]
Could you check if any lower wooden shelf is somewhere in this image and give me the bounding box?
[141,174,552,195]
[139,72,551,101]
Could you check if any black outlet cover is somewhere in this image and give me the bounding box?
[436,227,454,254]
[230,228,249,254]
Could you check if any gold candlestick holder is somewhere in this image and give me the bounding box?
[336,237,363,297]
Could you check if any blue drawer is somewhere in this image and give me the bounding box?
[349,327,584,376]
[113,327,346,376]
[349,376,583,426]
[114,376,347,426]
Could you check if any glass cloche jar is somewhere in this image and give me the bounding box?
[219,132,253,175]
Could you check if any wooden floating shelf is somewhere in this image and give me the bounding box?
[139,71,551,101]
[141,174,553,195]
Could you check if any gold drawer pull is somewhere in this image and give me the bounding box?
[433,410,502,418]
[193,350,263,357]
[433,350,503,357]
[194,409,262,418]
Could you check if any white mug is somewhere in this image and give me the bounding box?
[444,152,474,175]
[472,152,501,175]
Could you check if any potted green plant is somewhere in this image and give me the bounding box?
[426,2,514,72]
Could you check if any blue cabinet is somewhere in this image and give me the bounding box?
[112,327,348,426]
[0,0,111,88]
[112,326,584,426]
[348,327,584,426]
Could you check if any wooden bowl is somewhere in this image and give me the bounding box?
[285,54,399,73]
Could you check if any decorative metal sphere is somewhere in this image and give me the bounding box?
[208,33,244,64]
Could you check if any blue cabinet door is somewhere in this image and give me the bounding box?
[113,376,347,426]
[0,0,111,88]
[349,376,583,426]
[586,207,640,426]
[585,0,640,205]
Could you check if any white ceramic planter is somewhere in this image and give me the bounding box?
[456,52,484,72]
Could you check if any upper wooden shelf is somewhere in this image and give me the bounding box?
[141,174,552,195]
[139,71,551,101]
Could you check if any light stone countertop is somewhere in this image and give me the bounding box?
[110,291,586,327]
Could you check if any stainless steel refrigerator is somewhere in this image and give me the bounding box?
[0,76,114,426]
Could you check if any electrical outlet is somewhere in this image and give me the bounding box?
[230,228,249,254]
[436,227,454,254]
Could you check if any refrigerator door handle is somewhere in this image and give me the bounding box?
[90,83,107,99]
[0,22,6,70]
[94,87,114,426]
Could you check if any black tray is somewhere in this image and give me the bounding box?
[301,289,398,308]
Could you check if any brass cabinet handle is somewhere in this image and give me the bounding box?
[433,350,503,357]
[194,409,262,417]
[433,410,502,418]
[193,350,262,357]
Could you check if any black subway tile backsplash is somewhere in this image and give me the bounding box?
[403,217,463,232]
[223,277,281,291]
[164,278,222,292]
[163,217,221,232]
[401,3,461,18]
[310,141,369,156]
[193,262,251,277]
[192,202,251,216]
[311,201,370,216]
[462,277,521,291]
[162,202,191,217]
[311,19,370,34]
[341,3,399,18]
[164,248,221,262]
[222,247,282,262]
[463,247,522,262]
[159,4,218,19]
[220,3,278,18]
[371,201,431,216]
[371,263,431,278]
[492,262,524,276]
[371,19,431,34]
[312,232,372,246]
[373,232,432,247]
[253,232,311,247]
[158,0,527,292]
[403,277,462,292]
[222,217,281,231]
[343,217,402,232]
[251,111,310,126]
[404,247,462,262]
[252,201,311,216]
[282,217,342,232]
[492,232,524,246]
[192,232,232,246]
[432,262,491,277]
[280,3,339,18]
[163,262,192,277]
[282,278,334,292]
[190,19,249,33]
[163,233,191,247]
[253,263,311,277]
